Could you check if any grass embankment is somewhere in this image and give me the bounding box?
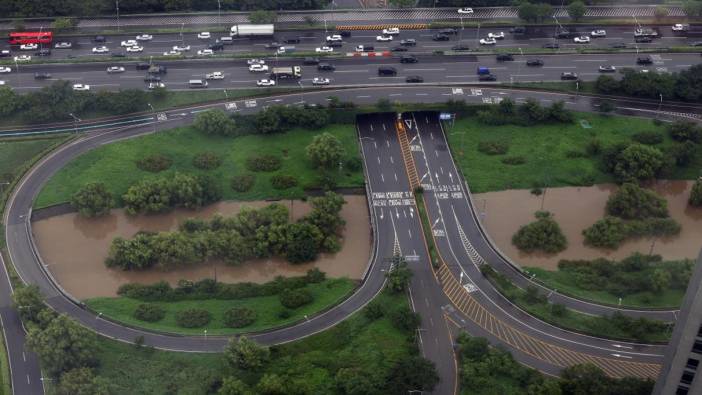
[525,266,685,309]
[35,124,363,207]
[446,112,701,193]
[414,192,439,268]
[93,290,413,394]
[509,81,597,95]
[85,278,355,335]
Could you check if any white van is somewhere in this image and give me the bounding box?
[219,36,233,45]
[188,79,208,88]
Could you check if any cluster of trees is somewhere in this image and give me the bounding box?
[477,98,574,126]
[122,172,221,215]
[70,182,113,217]
[691,177,702,206]
[0,81,153,123]
[516,1,555,23]
[595,65,702,103]
[107,192,345,270]
[512,211,568,254]
[193,105,331,137]
[684,0,702,17]
[583,183,681,248]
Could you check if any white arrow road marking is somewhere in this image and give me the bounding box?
[611,354,633,359]
[379,208,384,220]
[409,207,414,218]
[612,344,633,349]
[395,207,400,219]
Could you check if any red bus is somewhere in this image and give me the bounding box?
[8,32,53,45]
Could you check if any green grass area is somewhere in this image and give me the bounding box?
[415,192,440,268]
[85,278,355,335]
[36,123,363,208]
[446,113,701,193]
[0,136,68,183]
[525,266,685,309]
[93,290,412,394]
[0,333,10,395]
[509,81,597,95]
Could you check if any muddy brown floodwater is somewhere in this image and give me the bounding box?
[33,196,371,299]
[472,180,702,270]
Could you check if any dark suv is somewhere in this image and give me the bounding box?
[636,56,653,65]
[317,63,335,71]
[303,57,320,65]
[432,34,450,41]
[526,59,544,66]
[496,54,514,61]
[378,66,397,76]
[34,72,51,79]
[400,55,418,64]
[560,72,578,80]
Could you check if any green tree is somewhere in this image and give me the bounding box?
[385,356,439,395]
[388,0,415,7]
[56,368,111,395]
[26,314,97,377]
[0,86,19,117]
[390,306,421,332]
[219,377,251,395]
[225,336,270,370]
[605,183,668,220]
[612,144,666,183]
[567,1,586,21]
[193,109,236,136]
[595,75,621,94]
[376,98,393,112]
[285,222,323,263]
[70,182,113,217]
[51,17,76,32]
[511,211,568,253]
[306,132,345,170]
[650,268,672,294]
[335,367,383,395]
[248,10,277,24]
[386,256,413,293]
[457,333,489,361]
[255,107,282,134]
[559,364,610,395]
[518,2,552,22]
[12,285,46,323]
[667,120,701,143]
[654,5,669,19]
[683,0,702,17]
[582,216,628,249]
[689,178,702,206]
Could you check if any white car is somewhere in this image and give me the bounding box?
[376,35,393,42]
[326,35,342,42]
[257,79,276,87]
[148,82,166,89]
[312,77,330,85]
[206,71,224,79]
[106,66,125,73]
[163,50,182,56]
[315,46,334,52]
[197,49,214,56]
[120,40,138,47]
[382,28,400,35]
[479,38,497,45]
[136,34,153,41]
[20,43,38,50]
[72,83,90,91]
[173,45,190,51]
[457,7,474,14]
[13,55,31,62]
[0,81,4,85]
[488,32,505,39]
[247,58,265,65]
[0,67,11,73]
[92,46,109,53]
[574,36,591,43]
[355,45,367,52]
[672,24,686,31]
[126,46,144,52]
[54,41,72,48]
[590,30,607,37]
[249,64,269,72]
[197,32,211,39]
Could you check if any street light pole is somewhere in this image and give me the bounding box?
[116,0,120,33]
[68,113,81,134]
[147,103,156,133]
[297,80,304,104]
[180,23,185,46]
[217,0,222,30]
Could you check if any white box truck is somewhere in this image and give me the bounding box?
[230,24,275,37]
[270,66,302,79]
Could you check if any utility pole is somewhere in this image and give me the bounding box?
[116,0,120,33]
[68,113,81,134]
[147,103,156,133]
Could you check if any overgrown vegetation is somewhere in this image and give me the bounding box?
[511,211,567,254]
[594,64,702,103]
[135,154,172,173]
[122,173,220,215]
[70,182,113,217]
[476,98,574,126]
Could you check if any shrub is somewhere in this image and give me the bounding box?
[585,139,602,156]
[670,141,697,167]
[306,132,345,170]
[611,144,666,183]
[70,182,113,217]
[364,300,385,320]
[524,286,547,305]
[174,308,211,328]
[277,309,292,319]
[245,154,281,172]
[690,178,702,207]
[193,109,237,136]
[133,303,166,322]
[391,306,421,332]
[477,140,509,155]
[345,157,363,172]
[564,150,586,159]
[192,151,222,170]
[279,288,313,309]
[136,154,172,172]
[605,183,668,220]
[231,174,255,192]
[667,120,701,143]
[304,268,326,283]
[223,307,257,328]
[271,174,298,190]
[632,131,664,145]
[511,211,567,254]
[550,303,567,317]
[582,216,628,249]
[501,156,526,165]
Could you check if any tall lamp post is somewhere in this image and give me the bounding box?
[217,0,222,30]
[68,113,81,134]
[147,103,156,133]
[297,80,304,105]
[116,0,120,33]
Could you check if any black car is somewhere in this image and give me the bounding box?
[265,42,282,49]
[303,57,320,65]
[560,72,578,80]
[691,41,702,47]
[378,66,397,76]
[406,75,424,83]
[144,75,162,82]
[438,28,458,35]
[400,55,418,63]
[111,52,126,58]
[328,41,343,48]
[136,63,151,70]
[391,46,408,52]
[317,63,335,71]
[338,31,352,38]
[34,72,51,79]
[283,38,300,44]
[636,56,653,65]
[510,26,526,34]
[556,29,576,39]
[451,44,470,51]
[478,74,497,81]
[635,36,653,43]
[94,35,106,43]
[208,42,224,51]
[400,39,417,46]
[0,50,10,57]
[542,42,560,49]
[496,53,514,61]
[432,34,450,41]
[526,59,544,66]
[35,48,51,56]
[610,42,627,49]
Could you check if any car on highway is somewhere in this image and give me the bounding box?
[206,71,224,80]
[148,82,166,89]
[197,32,211,39]
[0,67,11,73]
[692,41,702,46]
[136,63,151,70]
[556,29,576,39]
[247,59,265,65]
[112,52,126,58]
[94,35,106,43]
[0,81,4,85]
[121,40,138,47]
[510,26,526,34]
[276,46,295,54]
[317,63,335,71]
[327,41,343,48]
[248,64,269,72]
[197,49,214,56]
[126,46,144,52]
[144,75,162,83]
[163,50,182,56]
[672,24,688,31]
[598,65,617,72]
[326,35,342,42]
[312,77,330,85]
[355,45,374,52]
[496,53,514,61]
[439,28,458,35]
[208,42,224,51]
[526,59,544,66]
[35,48,51,56]
[377,66,397,76]
[400,55,418,63]
[173,45,191,51]
[303,57,320,65]
[478,74,497,81]
[383,28,400,35]
[574,36,591,43]
[220,36,233,44]
[590,30,607,37]
[338,31,352,37]
[610,42,627,48]
[400,39,416,46]
[136,34,153,41]
[265,42,282,49]
[33,72,51,79]
[107,66,125,73]
[560,72,578,80]
[0,50,10,57]
[391,46,408,52]
[20,43,38,50]
[92,46,109,53]
[148,65,167,74]
[635,36,653,43]
[72,83,90,91]
[376,35,393,42]
[451,44,470,51]
[542,42,559,49]
[14,55,31,62]
[283,37,301,44]
[488,32,505,39]
[457,7,474,14]
[316,46,334,53]
[257,79,276,87]
[405,75,424,83]
[637,56,653,64]
[54,41,72,49]
[480,38,497,45]
[433,34,450,41]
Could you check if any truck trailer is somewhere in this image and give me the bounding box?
[270,66,302,79]
[230,24,275,37]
